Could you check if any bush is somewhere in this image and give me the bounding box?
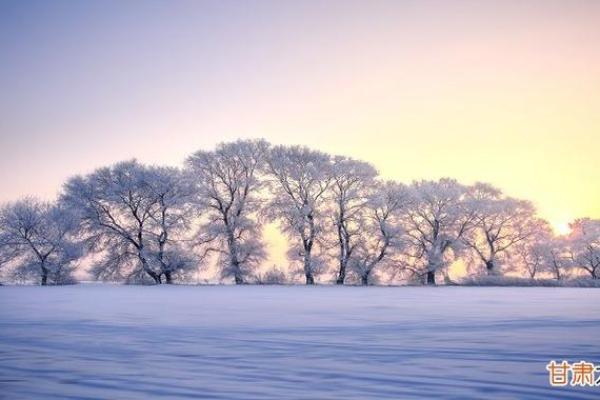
[253,267,289,285]
[459,275,600,287]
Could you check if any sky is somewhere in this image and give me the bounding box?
[1,0,599,240]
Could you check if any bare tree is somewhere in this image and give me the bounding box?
[186,139,268,284]
[329,156,378,284]
[61,160,194,284]
[463,183,538,275]
[0,198,81,285]
[566,218,600,279]
[403,179,474,285]
[347,182,409,285]
[264,145,333,284]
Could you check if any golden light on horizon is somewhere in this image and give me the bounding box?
[552,221,572,237]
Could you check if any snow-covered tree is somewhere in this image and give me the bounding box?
[264,145,333,284]
[538,239,569,280]
[329,156,378,284]
[463,183,538,275]
[516,240,545,279]
[403,179,474,285]
[186,139,268,284]
[512,220,567,279]
[0,198,81,285]
[566,218,600,279]
[347,182,410,285]
[144,166,198,283]
[61,160,195,284]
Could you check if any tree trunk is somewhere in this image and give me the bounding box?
[40,263,48,286]
[231,256,243,284]
[336,220,350,285]
[554,268,561,281]
[305,273,315,285]
[426,270,436,285]
[226,229,244,284]
[361,273,369,286]
[303,243,314,285]
[336,261,346,285]
[141,259,161,284]
[231,255,243,284]
[164,270,173,284]
[485,260,495,275]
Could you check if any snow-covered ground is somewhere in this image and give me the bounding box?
[1,285,599,399]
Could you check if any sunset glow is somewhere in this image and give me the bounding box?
[552,221,572,236]
[1,0,599,236]
[3,3,600,397]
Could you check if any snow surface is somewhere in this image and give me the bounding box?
[1,285,599,399]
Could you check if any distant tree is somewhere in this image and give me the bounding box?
[516,240,544,279]
[539,239,569,280]
[61,160,195,284]
[347,182,409,285]
[566,219,600,279]
[186,139,269,284]
[264,145,333,284]
[403,179,474,285]
[329,156,378,284]
[463,183,538,275]
[513,220,567,279]
[0,198,81,285]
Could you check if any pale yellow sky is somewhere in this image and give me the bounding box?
[1,0,598,241]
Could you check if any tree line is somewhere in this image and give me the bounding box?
[0,139,598,286]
